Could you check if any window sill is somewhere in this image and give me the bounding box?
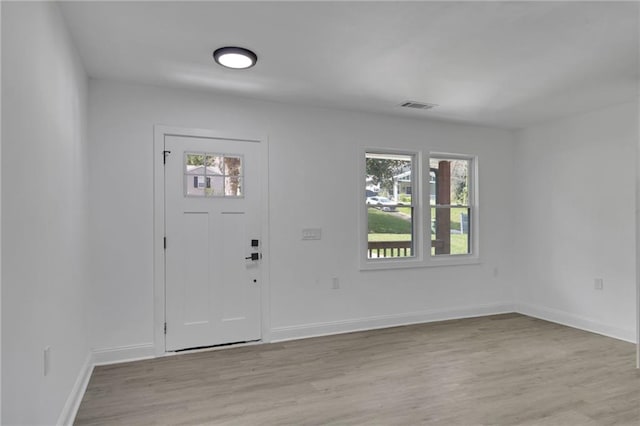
[360,255,481,271]
[360,258,425,271]
[426,255,481,268]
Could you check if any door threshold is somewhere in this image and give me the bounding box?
[169,339,262,354]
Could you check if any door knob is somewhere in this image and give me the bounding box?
[245,253,261,261]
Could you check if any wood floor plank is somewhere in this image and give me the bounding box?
[75,314,640,425]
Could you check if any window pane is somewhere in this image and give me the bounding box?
[365,153,412,205]
[186,153,205,175]
[205,155,224,175]
[186,175,205,196]
[450,160,469,205]
[367,207,413,259]
[431,207,471,255]
[225,176,243,196]
[205,176,224,196]
[186,154,205,166]
[223,156,242,177]
[429,158,469,206]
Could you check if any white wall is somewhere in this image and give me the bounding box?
[0,2,3,421]
[514,101,638,341]
[88,79,516,354]
[1,2,90,424]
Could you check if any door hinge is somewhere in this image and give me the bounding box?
[163,150,171,164]
[164,322,167,334]
[164,237,167,249]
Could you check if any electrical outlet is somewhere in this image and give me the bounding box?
[594,278,604,290]
[44,346,51,376]
[331,277,340,289]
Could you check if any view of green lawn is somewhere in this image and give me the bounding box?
[367,207,469,256]
[367,207,411,234]
[392,206,465,231]
[368,233,412,241]
[433,234,468,255]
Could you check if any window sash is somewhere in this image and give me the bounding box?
[429,155,474,258]
[364,151,417,262]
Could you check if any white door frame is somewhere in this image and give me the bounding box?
[153,125,271,356]
[637,121,640,369]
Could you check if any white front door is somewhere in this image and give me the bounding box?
[164,134,262,351]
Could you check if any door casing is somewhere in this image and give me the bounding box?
[153,125,271,356]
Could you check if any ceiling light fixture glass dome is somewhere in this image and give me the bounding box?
[213,46,257,69]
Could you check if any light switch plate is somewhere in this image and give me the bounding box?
[302,228,322,240]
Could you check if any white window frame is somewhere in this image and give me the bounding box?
[360,149,423,270]
[359,149,479,270]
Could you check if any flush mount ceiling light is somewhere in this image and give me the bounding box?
[213,46,257,69]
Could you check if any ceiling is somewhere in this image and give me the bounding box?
[59,1,639,129]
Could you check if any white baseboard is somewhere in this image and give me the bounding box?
[270,302,515,342]
[92,343,156,366]
[57,352,93,426]
[515,303,636,343]
[56,344,155,425]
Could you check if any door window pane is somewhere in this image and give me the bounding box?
[225,177,243,196]
[205,176,224,196]
[205,155,224,175]
[186,154,205,176]
[187,175,206,196]
[223,156,242,177]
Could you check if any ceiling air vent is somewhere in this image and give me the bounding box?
[399,101,438,110]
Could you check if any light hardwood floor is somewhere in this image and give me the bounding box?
[75,314,640,425]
